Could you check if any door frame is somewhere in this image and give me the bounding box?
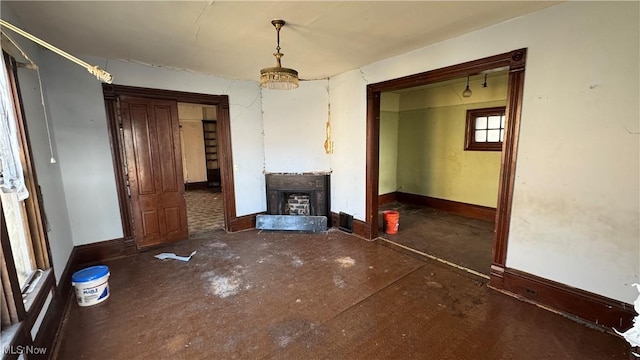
[365,49,527,286]
[102,84,237,241]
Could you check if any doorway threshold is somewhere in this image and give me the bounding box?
[377,237,490,280]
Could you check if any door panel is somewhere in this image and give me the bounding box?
[121,97,187,248]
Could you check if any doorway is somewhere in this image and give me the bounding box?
[103,85,237,249]
[376,71,508,277]
[178,103,225,235]
[365,49,527,285]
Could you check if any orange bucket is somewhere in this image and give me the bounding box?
[382,210,400,234]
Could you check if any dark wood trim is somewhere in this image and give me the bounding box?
[103,98,133,238]
[216,103,237,230]
[490,267,635,331]
[184,181,209,190]
[0,201,26,323]
[33,293,65,360]
[396,192,496,222]
[368,50,525,93]
[330,212,370,239]
[366,49,526,273]
[73,237,136,267]
[228,213,262,232]
[7,55,53,270]
[23,270,54,331]
[365,89,381,239]
[2,323,32,360]
[103,84,229,104]
[378,192,397,206]
[464,106,506,151]
[57,248,77,306]
[491,58,526,277]
[102,84,240,238]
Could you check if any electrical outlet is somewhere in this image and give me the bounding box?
[525,287,538,297]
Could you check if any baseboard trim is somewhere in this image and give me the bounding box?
[33,288,66,359]
[378,192,397,205]
[396,192,496,222]
[184,181,209,190]
[330,212,371,240]
[57,248,78,303]
[229,213,262,232]
[489,267,635,331]
[74,237,136,267]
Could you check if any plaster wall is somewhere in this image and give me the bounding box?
[37,53,264,245]
[329,2,639,303]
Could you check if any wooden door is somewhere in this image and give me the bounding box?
[120,97,188,248]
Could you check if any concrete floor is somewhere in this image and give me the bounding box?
[54,229,628,359]
[379,202,494,276]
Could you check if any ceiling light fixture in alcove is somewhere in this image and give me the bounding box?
[462,75,472,97]
[260,19,299,90]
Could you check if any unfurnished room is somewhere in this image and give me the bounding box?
[0,2,638,359]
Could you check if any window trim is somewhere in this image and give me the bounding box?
[1,52,54,344]
[464,106,506,151]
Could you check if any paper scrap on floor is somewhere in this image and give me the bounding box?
[154,251,197,262]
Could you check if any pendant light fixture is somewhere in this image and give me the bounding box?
[462,75,472,98]
[482,73,488,88]
[260,19,299,90]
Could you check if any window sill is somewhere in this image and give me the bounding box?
[23,268,54,330]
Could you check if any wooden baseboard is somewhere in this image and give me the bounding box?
[184,181,209,190]
[57,248,78,303]
[330,212,371,240]
[396,192,496,222]
[229,213,262,232]
[489,266,635,331]
[378,192,397,205]
[74,237,136,267]
[33,289,66,359]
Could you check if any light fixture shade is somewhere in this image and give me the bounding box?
[260,66,299,90]
[462,75,472,97]
[260,19,299,90]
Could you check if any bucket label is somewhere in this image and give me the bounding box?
[74,279,109,306]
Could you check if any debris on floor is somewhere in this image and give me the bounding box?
[154,251,197,262]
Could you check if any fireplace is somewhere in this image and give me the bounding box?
[258,173,331,231]
[266,173,330,218]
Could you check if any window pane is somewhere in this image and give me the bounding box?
[475,117,487,130]
[500,129,504,142]
[501,115,505,128]
[1,193,37,289]
[475,130,487,142]
[487,129,500,142]
[488,116,501,129]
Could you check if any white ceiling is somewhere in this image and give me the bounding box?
[2,1,560,82]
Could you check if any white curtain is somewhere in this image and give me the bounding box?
[0,54,28,200]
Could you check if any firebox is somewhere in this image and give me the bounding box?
[264,173,331,228]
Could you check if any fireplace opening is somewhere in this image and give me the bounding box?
[258,173,331,231]
[285,193,311,216]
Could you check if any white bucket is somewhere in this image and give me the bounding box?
[72,265,110,307]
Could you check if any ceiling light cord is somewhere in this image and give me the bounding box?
[0,19,113,83]
[35,68,56,164]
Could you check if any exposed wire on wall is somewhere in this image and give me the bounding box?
[0,20,113,83]
[2,31,57,163]
[324,80,334,155]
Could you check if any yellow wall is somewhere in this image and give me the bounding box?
[379,93,400,194]
[395,74,507,207]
